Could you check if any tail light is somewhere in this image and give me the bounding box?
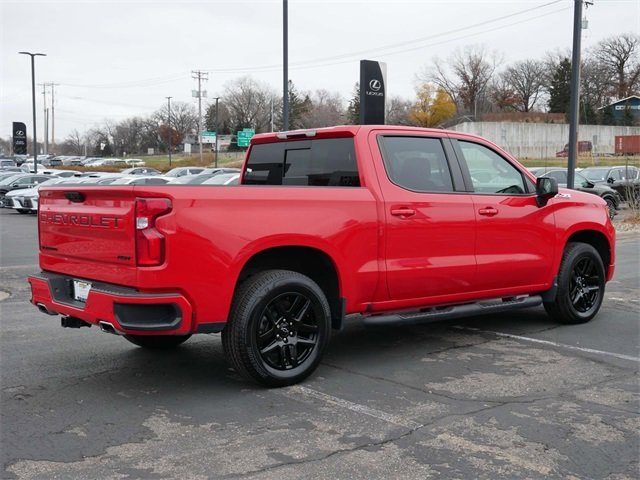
[135,197,172,266]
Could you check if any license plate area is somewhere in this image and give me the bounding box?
[73,280,92,302]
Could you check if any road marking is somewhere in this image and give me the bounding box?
[283,385,423,429]
[459,327,640,363]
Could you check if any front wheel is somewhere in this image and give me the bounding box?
[604,198,617,220]
[124,334,191,349]
[544,242,605,324]
[222,270,331,387]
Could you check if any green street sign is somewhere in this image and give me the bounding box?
[237,128,255,147]
[201,131,216,137]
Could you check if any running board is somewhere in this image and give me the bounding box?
[363,295,543,327]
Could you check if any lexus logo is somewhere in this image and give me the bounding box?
[16,130,25,136]
[369,79,381,92]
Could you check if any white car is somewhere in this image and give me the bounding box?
[201,173,240,185]
[109,175,171,185]
[125,158,146,166]
[5,177,82,214]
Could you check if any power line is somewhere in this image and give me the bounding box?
[202,0,567,73]
[52,0,565,90]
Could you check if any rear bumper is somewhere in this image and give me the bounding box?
[28,272,196,335]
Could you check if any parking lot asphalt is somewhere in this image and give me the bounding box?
[1,208,638,479]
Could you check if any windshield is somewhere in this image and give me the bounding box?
[0,174,26,185]
[582,168,609,181]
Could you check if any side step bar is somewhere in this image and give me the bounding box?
[363,295,542,327]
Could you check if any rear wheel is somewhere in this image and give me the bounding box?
[544,242,605,324]
[124,334,191,349]
[222,270,331,387]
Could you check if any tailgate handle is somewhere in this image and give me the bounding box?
[64,191,85,203]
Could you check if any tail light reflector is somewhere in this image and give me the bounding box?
[135,197,172,266]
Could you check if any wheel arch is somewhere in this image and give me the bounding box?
[565,230,612,278]
[236,246,344,329]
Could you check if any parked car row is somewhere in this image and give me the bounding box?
[1,166,242,215]
[529,165,639,215]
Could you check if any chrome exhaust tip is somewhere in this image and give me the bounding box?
[98,321,123,335]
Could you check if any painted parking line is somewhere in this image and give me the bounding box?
[458,327,640,363]
[282,385,423,430]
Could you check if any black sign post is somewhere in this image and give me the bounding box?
[359,60,387,125]
[12,122,27,155]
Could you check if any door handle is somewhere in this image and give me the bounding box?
[478,207,498,216]
[391,208,416,217]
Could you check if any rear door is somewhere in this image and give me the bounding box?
[451,137,556,292]
[375,133,477,301]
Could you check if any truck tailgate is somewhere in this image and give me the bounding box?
[38,186,137,279]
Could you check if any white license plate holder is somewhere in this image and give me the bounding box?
[73,280,92,302]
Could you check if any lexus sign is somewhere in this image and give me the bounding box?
[13,122,27,155]
[359,60,387,124]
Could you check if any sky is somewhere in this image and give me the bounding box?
[1,0,639,143]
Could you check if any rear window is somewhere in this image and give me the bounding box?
[244,138,360,187]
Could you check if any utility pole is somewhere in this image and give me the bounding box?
[166,96,172,167]
[49,82,58,152]
[192,70,208,163]
[39,83,48,154]
[566,0,591,189]
[212,97,220,168]
[282,0,289,131]
[19,51,46,174]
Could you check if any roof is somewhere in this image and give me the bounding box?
[599,95,640,109]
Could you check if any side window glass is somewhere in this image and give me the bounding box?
[380,136,454,193]
[244,138,359,187]
[458,141,531,194]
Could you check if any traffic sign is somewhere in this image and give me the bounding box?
[200,131,216,144]
[237,128,255,147]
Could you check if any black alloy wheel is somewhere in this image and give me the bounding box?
[544,242,605,324]
[222,270,331,387]
[256,291,320,371]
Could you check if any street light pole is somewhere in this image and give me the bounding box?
[166,96,172,167]
[19,51,46,174]
[213,96,220,168]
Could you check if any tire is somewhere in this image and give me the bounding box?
[124,334,191,349]
[604,197,616,220]
[222,270,331,387]
[544,242,605,324]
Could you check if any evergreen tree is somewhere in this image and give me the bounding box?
[548,58,572,115]
[346,82,360,124]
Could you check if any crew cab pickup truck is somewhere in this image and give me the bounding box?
[29,125,616,387]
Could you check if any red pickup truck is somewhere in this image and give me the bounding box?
[29,125,615,387]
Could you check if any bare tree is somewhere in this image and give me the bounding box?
[223,76,274,133]
[300,89,345,127]
[501,60,546,112]
[63,129,85,155]
[426,45,501,116]
[593,33,640,99]
[385,96,413,125]
[155,101,197,138]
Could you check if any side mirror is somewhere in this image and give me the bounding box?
[536,177,558,207]
[607,177,615,184]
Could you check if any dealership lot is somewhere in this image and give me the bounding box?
[1,208,638,479]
